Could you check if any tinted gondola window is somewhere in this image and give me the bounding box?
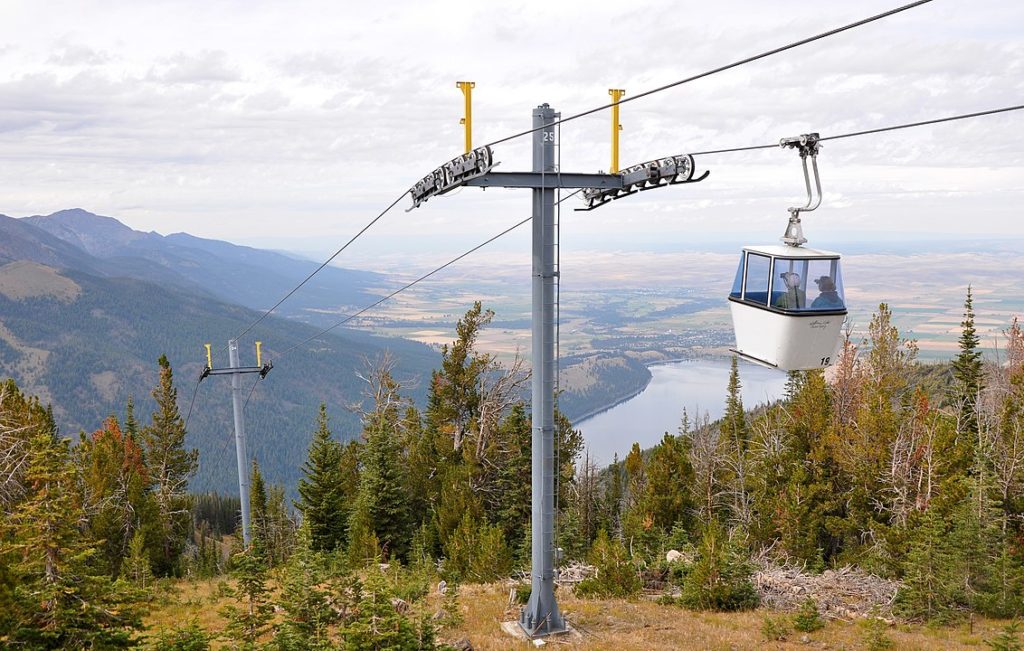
[744,253,771,305]
[730,253,745,299]
[807,258,845,310]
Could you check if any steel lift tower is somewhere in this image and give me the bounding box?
[409,100,707,637]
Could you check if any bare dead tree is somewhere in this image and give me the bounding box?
[351,352,408,432]
[873,397,938,528]
[682,411,726,527]
[0,385,32,510]
[1007,318,1024,377]
[830,329,863,430]
[474,351,530,460]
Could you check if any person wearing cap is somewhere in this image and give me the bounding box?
[774,271,805,309]
[811,275,843,308]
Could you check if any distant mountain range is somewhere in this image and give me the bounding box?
[20,208,384,325]
[0,209,438,493]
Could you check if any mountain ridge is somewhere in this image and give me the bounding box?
[0,209,439,493]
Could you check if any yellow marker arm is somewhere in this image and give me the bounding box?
[457,81,475,154]
[204,343,212,369]
[255,341,262,368]
[609,89,625,174]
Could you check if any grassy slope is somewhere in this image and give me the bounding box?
[145,577,1010,650]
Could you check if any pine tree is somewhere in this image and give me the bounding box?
[296,404,350,553]
[897,507,960,622]
[491,404,532,554]
[141,354,199,576]
[425,301,494,455]
[250,458,269,556]
[643,432,696,533]
[220,547,273,649]
[722,355,752,532]
[124,529,153,591]
[353,366,412,562]
[575,528,641,598]
[270,525,337,650]
[73,416,154,577]
[602,454,624,537]
[679,522,759,612]
[339,570,428,651]
[5,429,143,647]
[951,286,985,434]
[124,394,139,439]
[346,504,382,568]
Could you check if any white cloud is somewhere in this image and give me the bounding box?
[0,0,1019,254]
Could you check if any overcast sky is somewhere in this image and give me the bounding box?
[1,0,1021,268]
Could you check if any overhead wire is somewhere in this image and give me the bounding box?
[182,375,203,432]
[688,104,1024,157]
[230,189,410,345]
[218,0,934,351]
[274,190,584,361]
[483,0,935,149]
[265,101,1024,362]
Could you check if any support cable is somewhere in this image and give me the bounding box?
[275,190,583,361]
[221,0,934,350]
[483,0,934,149]
[688,104,1024,157]
[232,103,1022,362]
[230,190,411,345]
[182,375,203,432]
[243,375,262,413]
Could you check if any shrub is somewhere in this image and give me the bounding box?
[574,529,641,599]
[793,597,825,633]
[146,621,211,651]
[679,524,758,612]
[761,614,790,642]
[860,616,894,651]
[987,622,1024,651]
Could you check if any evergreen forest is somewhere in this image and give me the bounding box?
[2,292,1024,649]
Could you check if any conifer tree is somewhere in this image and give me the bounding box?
[250,459,269,555]
[603,454,624,536]
[141,354,198,576]
[340,570,431,651]
[643,432,696,533]
[296,403,350,552]
[425,301,494,454]
[124,395,139,439]
[680,521,759,612]
[722,355,752,531]
[74,416,153,577]
[352,365,412,562]
[897,507,960,622]
[220,547,273,649]
[5,428,142,647]
[346,504,382,568]
[270,525,337,650]
[491,404,532,553]
[951,286,985,434]
[124,529,153,591]
[574,528,640,598]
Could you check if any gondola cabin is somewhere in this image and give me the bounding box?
[729,245,846,371]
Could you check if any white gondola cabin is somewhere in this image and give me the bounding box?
[727,132,847,371]
[729,245,846,371]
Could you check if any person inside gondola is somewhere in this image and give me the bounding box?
[811,275,843,308]
[774,271,805,310]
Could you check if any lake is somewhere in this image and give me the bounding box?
[574,358,789,466]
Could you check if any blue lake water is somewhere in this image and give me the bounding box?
[574,358,789,467]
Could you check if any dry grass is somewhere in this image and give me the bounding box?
[144,577,1015,650]
[0,261,81,301]
[144,577,234,641]
[447,583,1011,650]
